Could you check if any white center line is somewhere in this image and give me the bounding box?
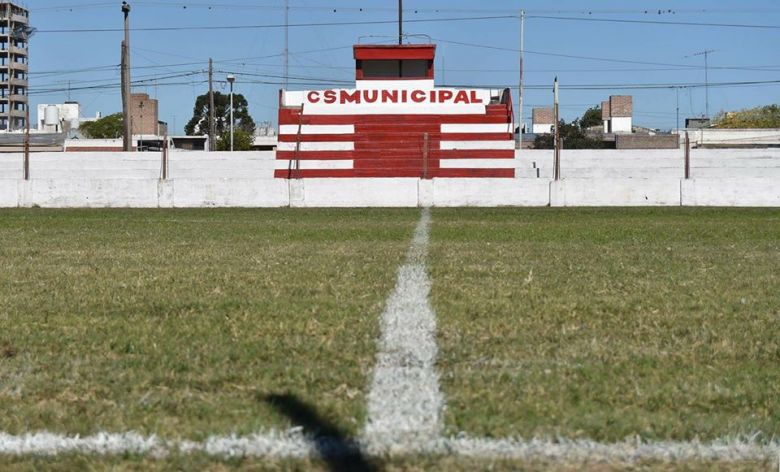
[362,208,444,451]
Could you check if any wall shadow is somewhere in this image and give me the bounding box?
[264,393,378,472]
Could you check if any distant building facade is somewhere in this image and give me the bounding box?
[532,107,554,134]
[602,95,633,133]
[0,1,30,131]
[130,93,167,136]
[37,102,81,133]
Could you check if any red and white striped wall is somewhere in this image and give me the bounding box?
[276,87,515,178]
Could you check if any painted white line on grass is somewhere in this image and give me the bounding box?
[436,437,780,463]
[362,207,444,448]
[0,432,164,457]
[178,430,317,458]
[4,431,778,464]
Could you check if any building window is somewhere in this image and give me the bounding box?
[361,59,429,79]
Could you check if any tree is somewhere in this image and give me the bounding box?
[579,106,603,129]
[533,118,609,149]
[714,105,780,128]
[216,129,253,151]
[79,113,124,139]
[184,91,256,137]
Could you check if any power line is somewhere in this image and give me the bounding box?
[443,79,780,91]
[432,37,780,71]
[30,3,780,15]
[526,15,780,30]
[34,15,516,34]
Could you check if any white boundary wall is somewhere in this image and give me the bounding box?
[1,150,779,207]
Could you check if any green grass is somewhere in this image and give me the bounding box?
[0,453,773,472]
[2,207,779,470]
[430,208,780,442]
[0,208,419,439]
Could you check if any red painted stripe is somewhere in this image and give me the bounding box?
[276,149,515,160]
[277,133,511,143]
[275,168,515,179]
[278,113,512,126]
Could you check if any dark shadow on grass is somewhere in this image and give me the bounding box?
[264,393,378,472]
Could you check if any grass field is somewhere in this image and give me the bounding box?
[1,207,778,470]
[430,208,780,442]
[0,208,418,439]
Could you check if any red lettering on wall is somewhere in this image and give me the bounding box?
[454,91,470,104]
[381,90,398,103]
[323,90,337,104]
[302,88,485,106]
[363,90,379,103]
[340,90,361,104]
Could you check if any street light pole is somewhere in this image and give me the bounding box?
[227,74,235,151]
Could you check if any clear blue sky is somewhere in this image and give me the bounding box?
[27,1,780,134]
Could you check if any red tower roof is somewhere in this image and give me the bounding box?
[353,44,436,61]
[353,44,436,81]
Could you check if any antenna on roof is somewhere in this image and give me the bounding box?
[398,0,403,45]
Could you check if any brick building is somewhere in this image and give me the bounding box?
[601,95,633,133]
[130,93,166,136]
[532,107,554,134]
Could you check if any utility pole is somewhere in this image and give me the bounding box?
[227,74,235,151]
[23,101,29,180]
[398,0,403,45]
[284,0,289,89]
[675,87,680,133]
[208,58,216,151]
[691,49,714,118]
[121,1,132,152]
[518,9,525,144]
[553,77,561,181]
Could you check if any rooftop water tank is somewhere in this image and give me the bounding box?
[44,105,59,126]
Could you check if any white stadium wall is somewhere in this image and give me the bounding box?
[1,149,779,207]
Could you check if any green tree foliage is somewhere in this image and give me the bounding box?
[184,92,256,136]
[79,113,124,139]
[216,129,254,151]
[579,106,603,129]
[714,105,780,128]
[533,117,609,150]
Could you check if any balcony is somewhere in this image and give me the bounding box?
[9,77,26,87]
[8,45,26,55]
[8,61,26,72]
[0,93,27,102]
[10,14,28,25]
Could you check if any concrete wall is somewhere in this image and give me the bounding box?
[616,134,679,150]
[520,148,780,179]
[6,177,777,208]
[683,128,780,147]
[1,150,779,207]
